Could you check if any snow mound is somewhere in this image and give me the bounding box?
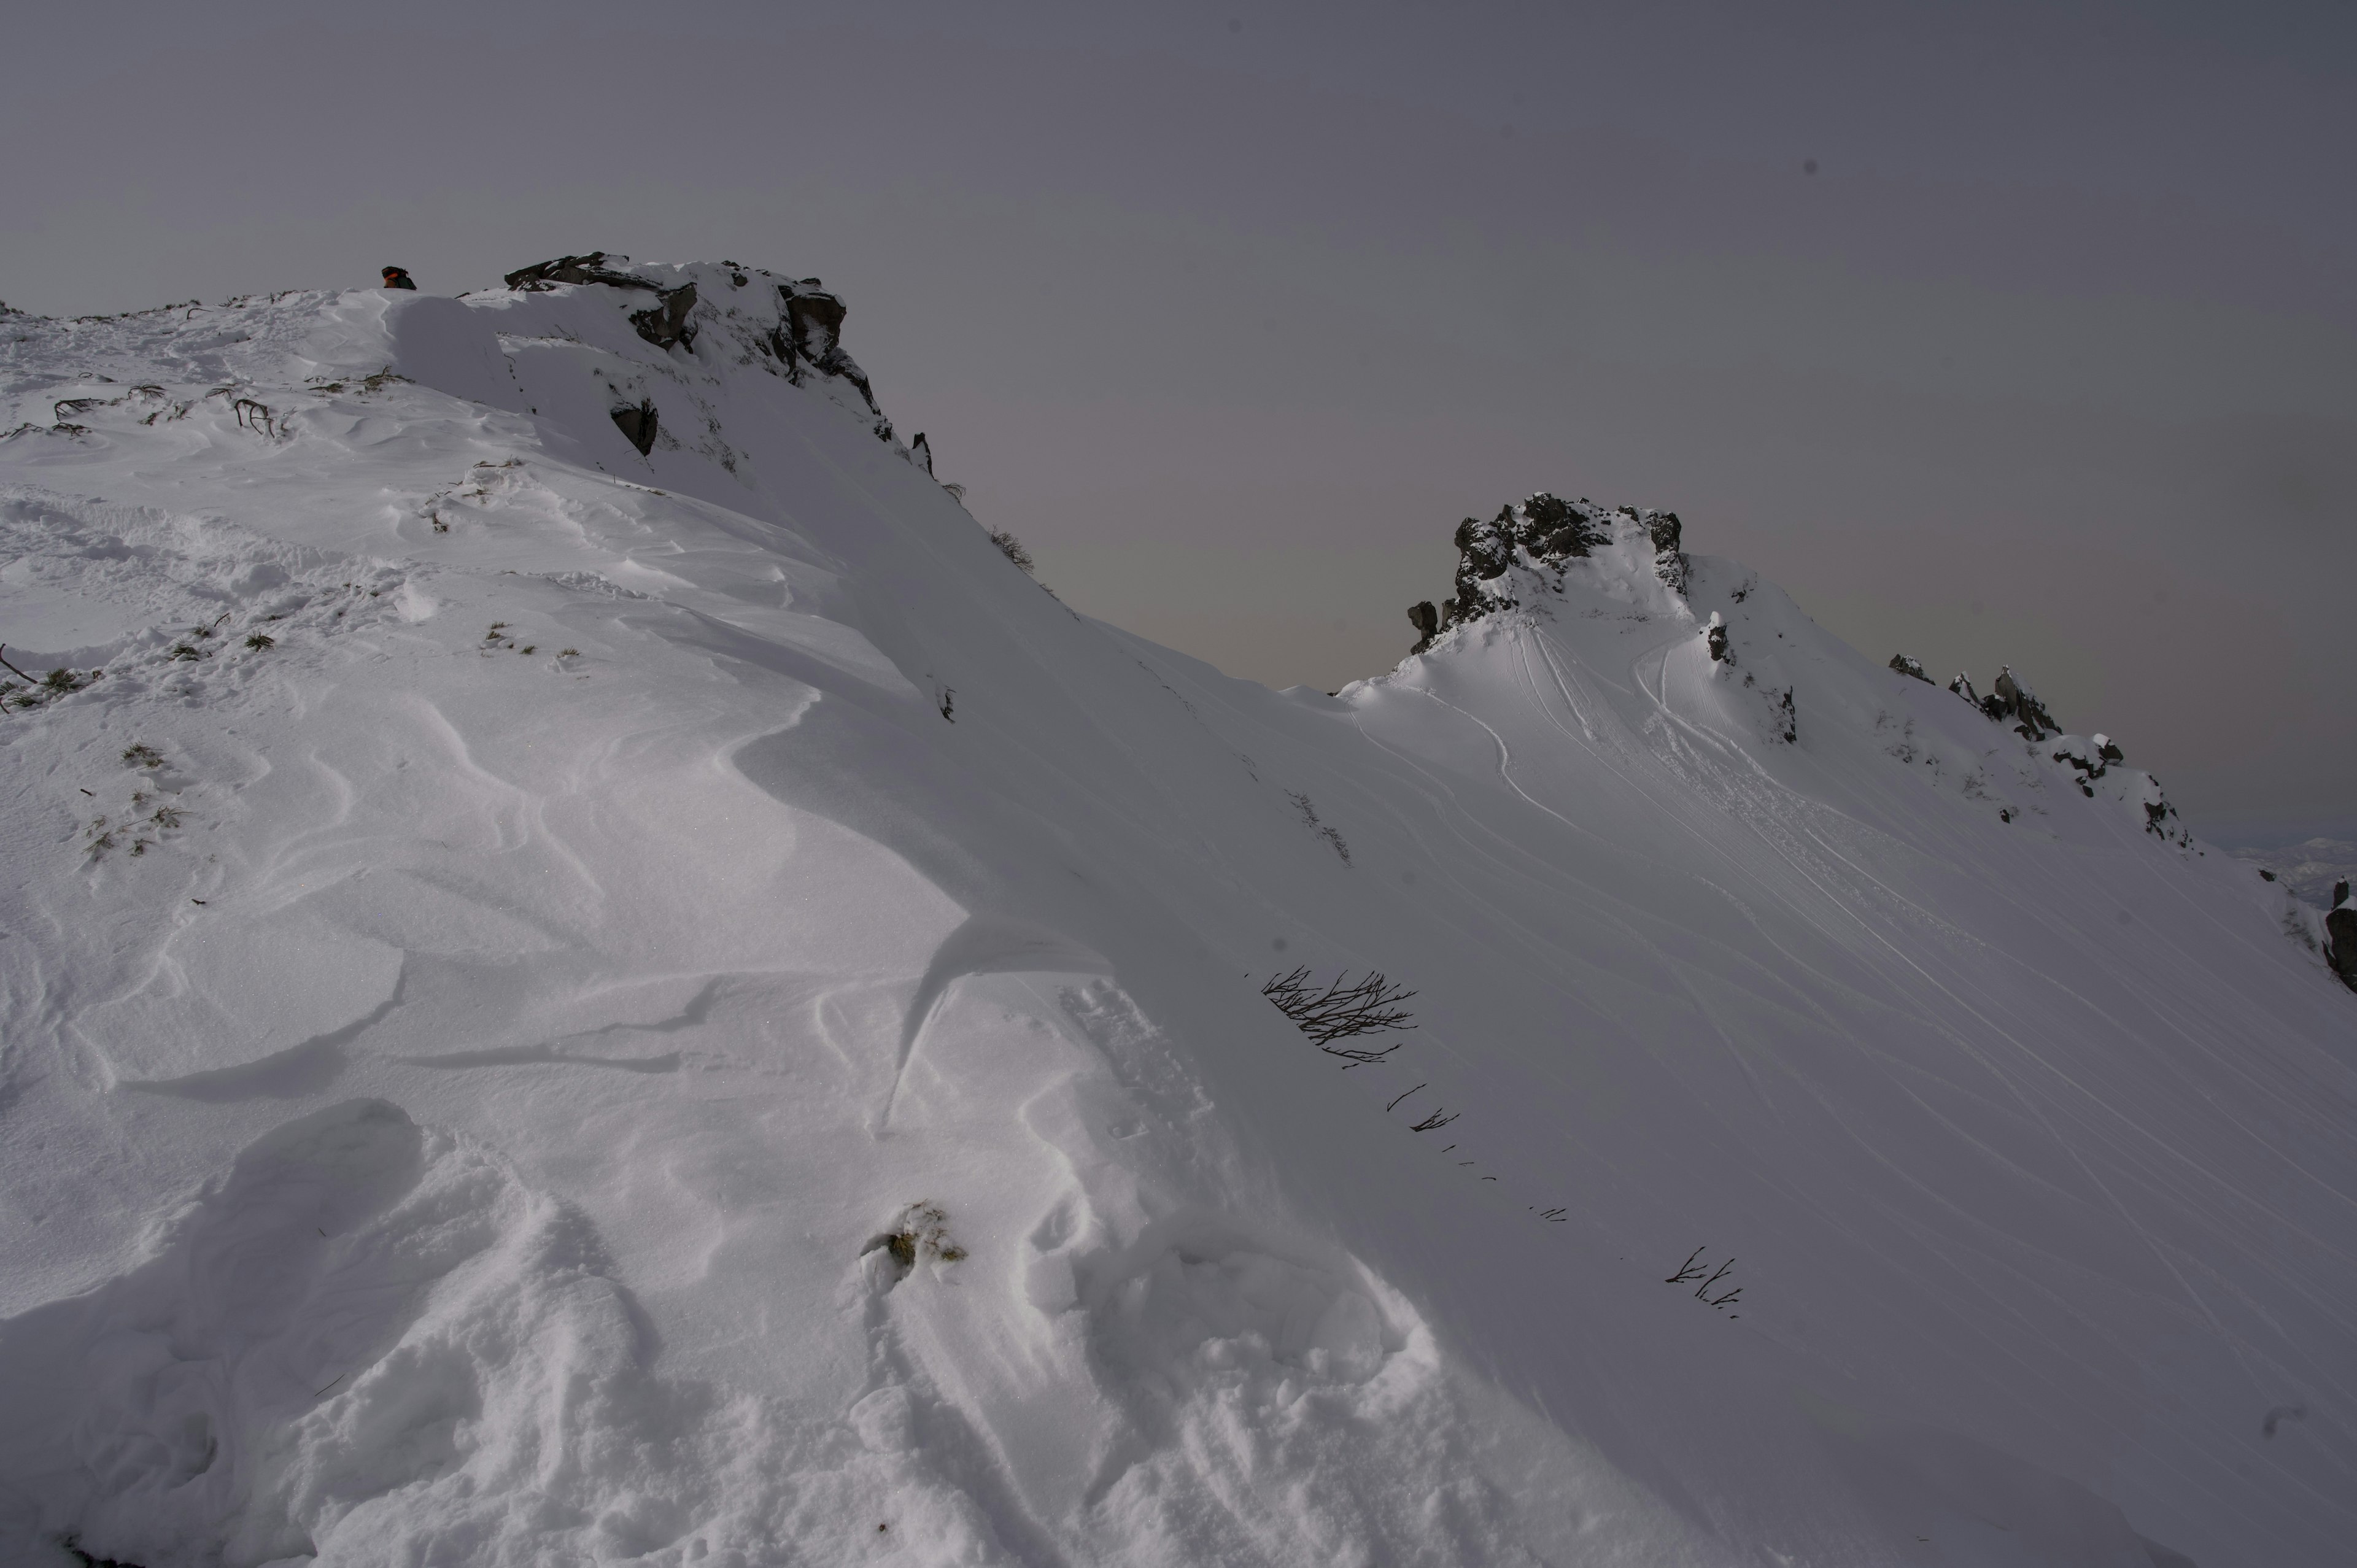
[2,263,2351,1567]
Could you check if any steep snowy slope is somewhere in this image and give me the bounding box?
[1,261,2350,1568]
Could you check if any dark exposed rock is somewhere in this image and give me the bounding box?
[2327,903,2357,991]
[1407,601,1441,654]
[611,400,657,455]
[786,288,848,360]
[1705,612,1730,662]
[1411,492,1681,652]
[1645,509,1687,594]
[910,432,934,475]
[1889,654,1932,682]
[2050,740,2108,781]
[1954,665,2061,740]
[2337,880,2351,909]
[1991,666,2061,740]
[503,252,664,293]
[773,285,879,412]
[629,283,698,351]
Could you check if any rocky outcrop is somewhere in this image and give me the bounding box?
[628,283,698,351]
[1991,666,2061,740]
[1705,612,1730,662]
[2327,884,2357,991]
[910,432,934,476]
[611,400,658,455]
[1889,654,1932,682]
[501,253,699,352]
[767,283,878,413]
[504,253,665,292]
[498,254,898,450]
[1646,509,1687,595]
[1948,665,2061,740]
[1406,492,1685,651]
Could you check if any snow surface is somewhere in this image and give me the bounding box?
[1,263,2351,1567]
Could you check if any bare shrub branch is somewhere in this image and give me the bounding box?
[1260,965,1418,1065]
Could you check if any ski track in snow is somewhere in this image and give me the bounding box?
[1,269,2351,1567]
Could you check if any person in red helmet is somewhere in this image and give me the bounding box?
[381,266,417,291]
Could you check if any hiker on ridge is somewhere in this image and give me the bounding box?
[381,266,417,291]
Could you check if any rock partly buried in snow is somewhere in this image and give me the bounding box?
[489,252,900,455]
[1991,666,2061,740]
[1951,663,2066,741]
[627,281,698,351]
[610,398,658,455]
[502,251,666,293]
[1889,653,1932,682]
[1407,491,1686,651]
[2329,882,2357,990]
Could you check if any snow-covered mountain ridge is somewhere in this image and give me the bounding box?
[2,258,2351,1567]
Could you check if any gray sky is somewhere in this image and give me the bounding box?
[7,0,2351,844]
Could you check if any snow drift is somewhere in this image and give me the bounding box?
[1,258,2350,1567]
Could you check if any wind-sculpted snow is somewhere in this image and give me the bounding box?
[1,265,2351,1567]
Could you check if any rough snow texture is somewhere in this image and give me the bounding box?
[2,261,2352,1568]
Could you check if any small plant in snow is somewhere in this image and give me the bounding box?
[1261,966,1418,1064]
[867,1202,967,1283]
[1287,791,1352,865]
[987,529,1034,575]
[1665,1246,1743,1315]
[244,633,274,651]
[122,743,163,769]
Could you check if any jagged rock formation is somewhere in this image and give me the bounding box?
[503,252,699,352]
[492,247,905,452]
[1936,663,2187,842]
[1406,492,1685,651]
[1945,663,2062,740]
[1889,653,1932,682]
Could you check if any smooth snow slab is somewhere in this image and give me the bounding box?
[1,269,2349,1568]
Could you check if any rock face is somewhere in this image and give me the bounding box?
[492,254,900,458]
[627,282,698,352]
[1989,666,2061,740]
[611,400,658,456]
[1407,492,1685,651]
[1948,664,2061,741]
[2329,884,2357,991]
[772,285,880,413]
[1889,654,1932,682]
[1646,509,1687,595]
[1407,600,1441,654]
[503,252,664,292]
